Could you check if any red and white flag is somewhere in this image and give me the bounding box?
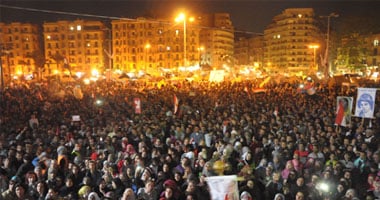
[134,98,141,114]
[173,94,179,114]
[334,96,353,127]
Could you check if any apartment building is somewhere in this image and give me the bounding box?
[366,33,380,69]
[235,35,264,67]
[43,20,106,76]
[199,13,234,69]
[264,8,321,75]
[0,22,40,81]
[111,17,201,74]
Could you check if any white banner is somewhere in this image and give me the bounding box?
[355,88,377,118]
[206,175,239,200]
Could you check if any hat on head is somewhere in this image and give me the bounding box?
[163,179,177,189]
[88,192,100,200]
[57,146,67,155]
[240,191,252,200]
[78,185,91,197]
[144,167,155,178]
[10,175,21,183]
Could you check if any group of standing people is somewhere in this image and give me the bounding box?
[0,78,379,200]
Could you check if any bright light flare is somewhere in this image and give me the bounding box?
[91,69,99,77]
[83,79,90,85]
[317,182,329,192]
[76,72,84,79]
[175,13,185,22]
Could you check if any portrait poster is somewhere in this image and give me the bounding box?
[354,88,377,118]
[334,96,353,127]
[206,175,239,200]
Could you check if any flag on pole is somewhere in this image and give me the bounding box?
[206,175,239,200]
[355,88,377,118]
[134,98,141,114]
[173,94,179,114]
[259,76,271,88]
[334,96,353,127]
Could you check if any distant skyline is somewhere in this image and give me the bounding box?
[1,0,380,34]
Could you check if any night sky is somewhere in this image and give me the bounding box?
[1,0,380,34]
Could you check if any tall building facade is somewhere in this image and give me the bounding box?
[263,8,321,75]
[235,35,264,67]
[111,17,201,74]
[199,13,234,68]
[0,22,40,81]
[43,20,106,76]
[365,33,380,69]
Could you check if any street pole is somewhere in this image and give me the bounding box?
[0,57,3,90]
[321,13,339,78]
[176,13,194,67]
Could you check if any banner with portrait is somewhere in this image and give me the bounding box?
[206,175,239,200]
[354,88,377,118]
[334,96,353,127]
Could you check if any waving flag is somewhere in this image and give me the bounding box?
[334,96,353,127]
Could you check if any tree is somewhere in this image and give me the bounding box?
[27,50,46,80]
[51,52,65,70]
[336,33,369,73]
[333,15,379,73]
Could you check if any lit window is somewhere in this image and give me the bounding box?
[47,35,51,40]
[374,39,379,46]
[70,26,74,31]
[298,14,302,18]
[77,25,82,31]
[175,30,179,35]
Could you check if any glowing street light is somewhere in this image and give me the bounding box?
[175,13,194,67]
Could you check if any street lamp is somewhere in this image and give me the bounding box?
[175,13,194,67]
[308,44,319,73]
[320,12,339,78]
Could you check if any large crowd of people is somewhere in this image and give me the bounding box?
[0,77,379,200]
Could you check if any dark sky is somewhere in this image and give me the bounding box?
[1,0,380,34]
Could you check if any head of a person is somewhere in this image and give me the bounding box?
[295,192,305,200]
[345,188,357,198]
[240,191,253,200]
[274,193,285,200]
[358,94,374,110]
[13,183,26,198]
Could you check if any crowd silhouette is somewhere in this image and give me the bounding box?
[0,78,379,200]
